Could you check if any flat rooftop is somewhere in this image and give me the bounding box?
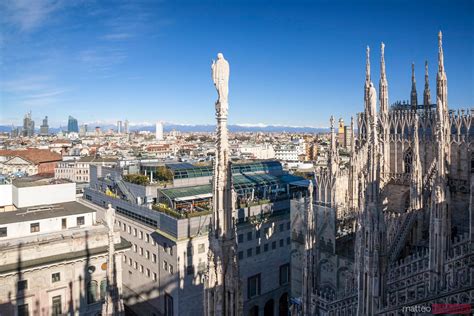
[12,176,73,188]
[0,201,94,225]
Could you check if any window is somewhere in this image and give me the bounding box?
[100,280,107,300]
[17,304,29,316]
[238,234,244,243]
[52,272,60,283]
[279,223,284,232]
[133,244,137,252]
[165,294,174,316]
[134,228,137,236]
[152,254,157,263]
[123,223,126,231]
[247,232,252,241]
[238,251,244,260]
[146,268,151,277]
[123,255,127,263]
[280,239,284,247]
[30,222,40,233]
[129,258,132,266]
[61,218,67,229]
[404,149,413,174]
[140,265,144,273]
[256,246,261,255]
[163,260,168,271]
[247,248,252,258]
[134,261,137,269]
[279,264,290,285]
[169,265,174,274]
[153,272,157,281]
[264,244,269,252]
[287,237,291,245]
[51,295,63,316]
[247,274,261,298]
[139,231,143,239]
[287,222,291,230]
[87,280,98,304]
[140,247,144,256]
[18,280,28,291]
[0,227,7,237]
[128,226,131,234]
[169,247,173,255]
[272,241,276,249]
[146,250,150,259]
[256,230,261,239]
[77,216,85,226]
[198,243,205,254]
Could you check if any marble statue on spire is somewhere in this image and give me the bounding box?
[212,53,230,111]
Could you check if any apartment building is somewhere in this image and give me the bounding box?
[83,160,308,315]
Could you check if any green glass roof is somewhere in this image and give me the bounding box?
[172,160,282,179]
[159,172,304,201]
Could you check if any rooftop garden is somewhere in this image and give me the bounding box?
[152,203,211,219]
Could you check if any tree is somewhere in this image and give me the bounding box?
[156,166,173,182]
[123,174,150,185]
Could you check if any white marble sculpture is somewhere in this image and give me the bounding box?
[211,53,230,111]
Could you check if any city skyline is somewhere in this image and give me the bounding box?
[1,0,473,127]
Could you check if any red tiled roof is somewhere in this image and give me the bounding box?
[0,149,62,164]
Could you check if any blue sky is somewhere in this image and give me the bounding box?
[0,0,473,128]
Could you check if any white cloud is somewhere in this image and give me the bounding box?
[1,0,63,32]
[1,75,68,107]
[101,32,133,41]
[78,47,127,72]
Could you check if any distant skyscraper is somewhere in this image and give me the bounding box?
[124,119,129,134]
[79,124,87,136]
[39,116,49,136]
[68,116,79,133]
[117,120,122,134]
[155,122,163,140]
[22,111,35,137]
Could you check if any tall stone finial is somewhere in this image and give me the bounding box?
[436,31,448,119]
[379,42,389,116]
[380,43,386,80]
[205,53,242,316]
[438,31,444,73]
[411,62,418,108]
[365,46,371,88]
[423,60,431,106]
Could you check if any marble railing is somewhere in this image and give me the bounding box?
[387,248,430,284]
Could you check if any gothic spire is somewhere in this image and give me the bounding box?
[436,31,448,114]
[438,31,445,75]
[411,63,418,108]
[205,53,242,316]
[366,46,371,88]
[379,43,389,116]
[423,60,431,107]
